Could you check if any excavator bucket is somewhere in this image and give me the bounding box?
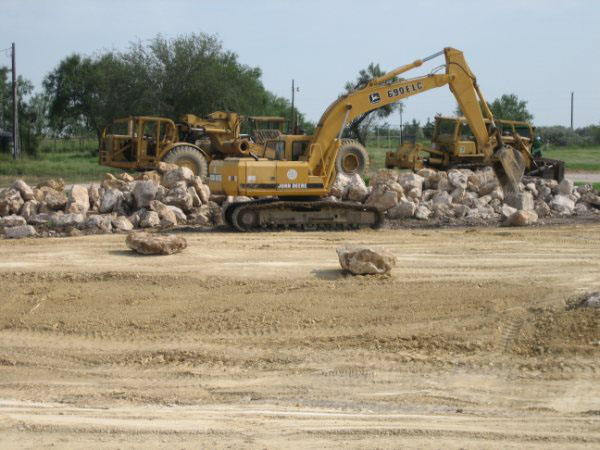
[492,146,526,194]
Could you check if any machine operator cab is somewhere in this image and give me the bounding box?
[432,116,479,158]
[262,135,312,162]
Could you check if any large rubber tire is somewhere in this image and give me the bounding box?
[336,139,369,177]
[164,145,208,181]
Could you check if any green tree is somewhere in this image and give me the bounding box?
[343,63,401,145]
[489,94,533,122]
[44,33,303,146]
[454,93,533,122]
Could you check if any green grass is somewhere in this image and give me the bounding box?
[542,147,600,171]
[0,151,121,186]
[366,144,600,172]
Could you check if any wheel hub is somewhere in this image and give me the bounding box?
[342,153,359,173]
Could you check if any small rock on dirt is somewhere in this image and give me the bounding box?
[336,246,396,275]
[506,209,538,226]
[126,232,187,255]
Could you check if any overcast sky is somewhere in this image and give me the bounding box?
[2,0,598,128]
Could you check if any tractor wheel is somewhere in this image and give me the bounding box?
[336,139,369,177]
[164,145,208,181]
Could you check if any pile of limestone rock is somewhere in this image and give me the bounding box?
[330,167,600,227]
[1,164,599,239]
[0,162,221,239]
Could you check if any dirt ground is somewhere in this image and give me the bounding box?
[0,225,599,448]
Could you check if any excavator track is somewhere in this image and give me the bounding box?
[225,199,384,232]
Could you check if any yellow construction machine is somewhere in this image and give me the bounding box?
[209,47,530,231]
[385,115,564,181]
[100,111,268,180]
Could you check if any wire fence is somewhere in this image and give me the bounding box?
[38,136,98,153]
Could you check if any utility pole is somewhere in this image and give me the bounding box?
[11,42,19,159]
[570,91,574,130]
[399,103,403,145]
[290,79,295,134]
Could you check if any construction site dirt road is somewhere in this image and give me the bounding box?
[0,226,599,448]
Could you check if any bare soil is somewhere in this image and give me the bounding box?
[0,225,599,448]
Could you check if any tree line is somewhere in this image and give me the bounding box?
[1,34,598,155]
[0,33,310,154]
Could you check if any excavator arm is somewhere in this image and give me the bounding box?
[309,47,524,193]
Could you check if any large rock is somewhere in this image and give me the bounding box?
[126,232,187,255]
[432,191,452,206]
[99,188,123,213]
[479,180,498,197]
[365,188,399,211]
[534,200,551,218]
[12,179,34,201]
[36,179,64,191]
[4,224,36,239]
[20,200,39,221]
[156,161,179,174]
[187,205,211,226]
[132,180,158,209]
[194,177,211,204]
[112,216,134,231]
[550,195,575,214]
[150,200,178,227]
[161,167,194,189]
[346,174,369,202]
[506,210,538,226]
[330,173,352,199]
[447,170,468,189]
[387,200,416,219]
[85,214,113,233]
[163,185,194,211]
[580,192,600,207]
[28,213,52,225]
[139,210,160,228]
[167,205,187,222]
[44,188,68,210]
[500,203,517,219]
[505,191,534,211]
[137,170,162,185]
[101,174,128,190]
[0,188,24,216]
[0,214,26,228]
[398,173,424,195]
[88,184,101,210]
[557,179,574,196]
[67,185,90,215]
[336,246,396,275]
[50,212,85,227]
[414,205,431,220]
[187,186,201,207]
[369,169,398,187]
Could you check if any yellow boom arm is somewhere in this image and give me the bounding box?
[308,48,499,179]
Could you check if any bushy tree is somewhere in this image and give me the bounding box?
[489,94,533,122]
[455,93,533,122]
[44,33,303,145]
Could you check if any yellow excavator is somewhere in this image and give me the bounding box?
[209,47,528,231]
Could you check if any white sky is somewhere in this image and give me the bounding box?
[2,0,599,128]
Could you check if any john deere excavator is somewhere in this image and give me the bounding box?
[209,47,529,231]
